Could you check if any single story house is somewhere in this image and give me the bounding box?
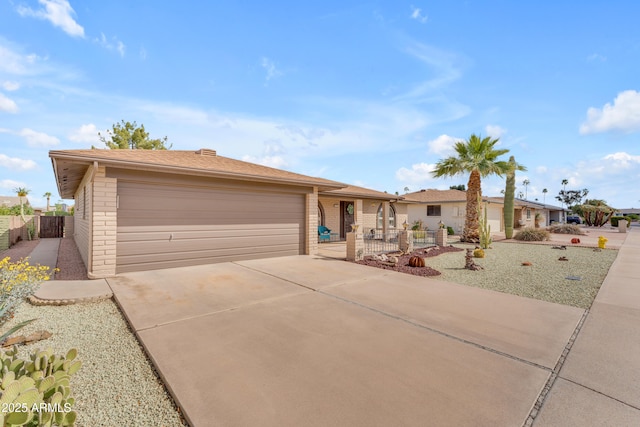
[404,189,504,234]
[318,185,408,239]
[0,196,29,208]
[488,198,568,227]
[50,148,347,277]
[50,148,412,278]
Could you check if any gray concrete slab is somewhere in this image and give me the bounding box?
[26,238,60,278]
[325,272,584,369]
[558,301,640,407]
[139,291,550,427]
[107,262,307,330]
[534,378,640,426]
[236,255,389,290]
[596,274,640,310]
[34,279,112,301]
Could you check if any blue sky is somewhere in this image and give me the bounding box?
[1,0,639,209]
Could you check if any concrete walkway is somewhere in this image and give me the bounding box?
[534,229,640,425]
[27,238,112,303]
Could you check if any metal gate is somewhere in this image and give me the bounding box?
[40,216,65,238]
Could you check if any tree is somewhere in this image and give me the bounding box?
[432,134,514,242]
[575,199,615,227]
[503,156,527,239]
[542,188,548,203]
[556,188,589,209]
[522,179,530,200]
[14,187,29,219]
[449,184,466,191]
[98,120,171,150]
[403,186,410,193]
[43,192,52,212]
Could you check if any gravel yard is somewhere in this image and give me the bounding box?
[422,241,618,309]
[5,301,187,427]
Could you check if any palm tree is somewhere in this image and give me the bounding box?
[522,179,530,200]
[432,134,513,242]
[14,187,30,218]
[542,188,548,203]
[43,192,52,212]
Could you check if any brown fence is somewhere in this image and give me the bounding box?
[0,216,39,250]
[40,216,65,238]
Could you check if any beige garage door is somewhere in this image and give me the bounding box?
[116,181,305,273]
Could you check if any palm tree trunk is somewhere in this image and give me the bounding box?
[463,169,482,242]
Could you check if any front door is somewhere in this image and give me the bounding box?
[340,201,354,239]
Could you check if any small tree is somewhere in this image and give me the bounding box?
[98,120,171,150]
[575,199,615,227]
[556,188,589,209]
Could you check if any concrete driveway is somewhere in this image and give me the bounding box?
[107,256,584,427]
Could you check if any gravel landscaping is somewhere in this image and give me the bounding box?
[5,301,187,427]
[420,241,618,309]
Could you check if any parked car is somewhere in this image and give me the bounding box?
[566,215,582,224]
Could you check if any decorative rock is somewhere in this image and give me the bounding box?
[558,256,568,261]
[465,248,483,270]
[522,261,532,266]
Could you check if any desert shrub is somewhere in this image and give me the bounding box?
[626,214,639,221]
[610,216,631,227]
[546,224,584,235]
[413,230,426,239]
[514,228,550,241]
[447,226,454,235]
[0,257,52,323]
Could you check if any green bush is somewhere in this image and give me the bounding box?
[546,224,584,235]
[610,216,631,227]
[0,257,52,324]
[413,231,426,239]
[447,226,454,235]
[514,228,550,241]
[626,214,639,221]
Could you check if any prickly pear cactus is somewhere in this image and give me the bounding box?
[0,346,81,426]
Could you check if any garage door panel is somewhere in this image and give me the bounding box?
[117,225,301,242]
[116,181,306,273]
[117,231,301,256]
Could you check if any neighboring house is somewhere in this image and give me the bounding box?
[491,198,568,227]
[0,196,29,208]
[318,185,408,239]
[616,208,640,216]
[404,189,504,234]
[50,148,346,278]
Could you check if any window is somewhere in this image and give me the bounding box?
[376,204,396,229]
[427,205,441,216]
[526,209,531,219]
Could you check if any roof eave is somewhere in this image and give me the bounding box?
[49,151,346,192]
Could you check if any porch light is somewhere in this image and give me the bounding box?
[403,221,408,230]
[438,220,445,229]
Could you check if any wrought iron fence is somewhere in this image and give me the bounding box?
[412,229,436,248]
[363,228,400,255]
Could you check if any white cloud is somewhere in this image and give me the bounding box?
[395,162,437,184]
[16,0,85,38]
[427,134,459,155]
[536,166,548,174]
[0,93,18,113]
[485,125,506,139]
[68,123,100,144]
[580,90,640,134]
[0,42,44,76]
[242,141,289,169]
[587,53,606,62]
[603,152,640,169]
[95,33,126,57]
[410,6,428,23]
[19,128,60,147]
[395,41,465,108]
[0,179,26,190]
[0,154,37,171]
[2,81,20,91]
[260,57,282,82]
